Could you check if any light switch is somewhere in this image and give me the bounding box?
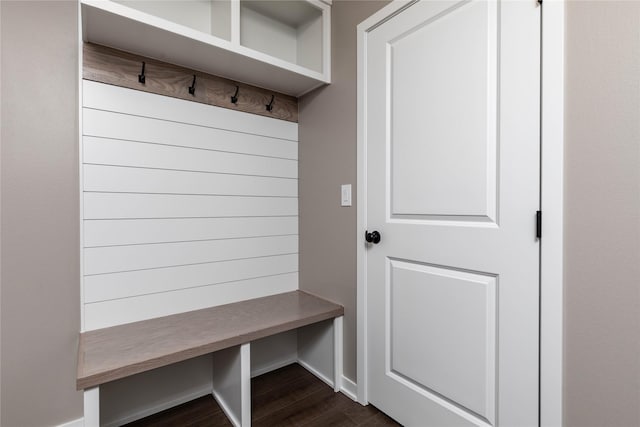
[341,184,352,207]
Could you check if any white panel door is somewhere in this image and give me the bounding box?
[364,1,540,425]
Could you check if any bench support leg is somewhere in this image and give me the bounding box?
[212,343,251,427]
[333,315,344,393]
[83,386,100,427]
[239,343,251,427]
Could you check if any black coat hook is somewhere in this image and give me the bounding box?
[138,62,146,84]
[266,95,275,112]
[188,75,196,95]
[231,86,240,104]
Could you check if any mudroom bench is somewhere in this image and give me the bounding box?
[77,291,344,427]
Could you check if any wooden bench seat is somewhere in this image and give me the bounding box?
[76,290,344,426]
[77,290,343,390]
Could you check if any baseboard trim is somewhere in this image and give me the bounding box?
[340,376,358,401]
[297,360,360,403]
[212,390,241,427]
[57,418,84,427]
[102,386,211,427]
[251,357,297,378]
[297,358,334,389]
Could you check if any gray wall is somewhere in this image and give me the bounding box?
[298,0,389,382]
[1,1,83,426]
[564,2,640,426]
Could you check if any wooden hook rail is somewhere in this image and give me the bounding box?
[83,43,298,122]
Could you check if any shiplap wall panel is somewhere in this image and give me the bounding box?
[84,164,297,196]
[85,254,298,303]
[84,217,298,247]
[83,137,298,178]
[83,109,298,160]
[84,273,299,330]
[82,81,299,330]
[83,193,298,219]
[84,235,298,275]
[83,80,298,141]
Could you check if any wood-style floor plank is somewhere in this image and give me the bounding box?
[252,362,311,397]
[253,374,321,420]
[125,363,400,427]
[125,395,232,427]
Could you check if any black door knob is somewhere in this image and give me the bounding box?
[365,230,381,244]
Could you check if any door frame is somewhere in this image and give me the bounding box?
[355,1,565,425]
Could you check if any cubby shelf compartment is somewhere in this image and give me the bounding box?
[81,0,331,97]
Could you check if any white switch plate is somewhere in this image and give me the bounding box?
[341,184,352,207]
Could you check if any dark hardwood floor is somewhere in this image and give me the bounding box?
[125,363,400,426]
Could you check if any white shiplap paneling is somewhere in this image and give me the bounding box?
[83,136,297,178]
[82,81,298,330]
[84,272,299,330]
[84,216,298,247]
[84,235,298,275]
[84,253,298,303]
[82,80,298,141]
[83,108,298,160]
[83,193,298,219]
[84,164,297,196]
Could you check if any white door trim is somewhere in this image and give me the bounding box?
[539,1,564,425]
[355,1,564,425]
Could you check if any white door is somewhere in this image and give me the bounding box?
[363,1,540,425]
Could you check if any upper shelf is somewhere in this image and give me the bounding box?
[81,0,331,97]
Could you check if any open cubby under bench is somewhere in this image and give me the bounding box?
[77,290,344,427]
